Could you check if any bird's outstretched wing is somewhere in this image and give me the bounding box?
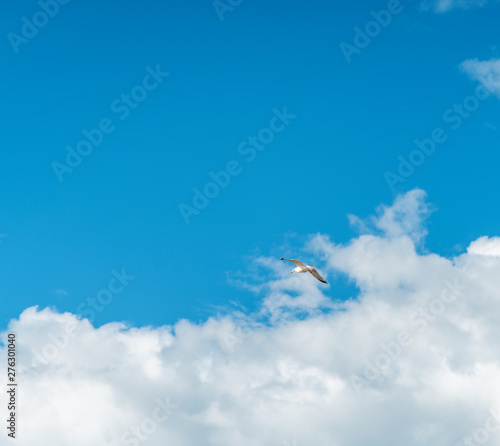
[309,268,327,284]
[280,258,307,268]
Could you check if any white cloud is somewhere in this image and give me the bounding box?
[461,58,500,97]
[348,188,431,244]
[468,236,500,256]
[3,190,500,445]
[422,0,489,13]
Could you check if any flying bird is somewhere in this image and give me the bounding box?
[280,258,327,284]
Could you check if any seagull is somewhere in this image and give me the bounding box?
[280,258,327,284]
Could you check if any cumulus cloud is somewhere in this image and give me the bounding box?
[348,188,431,244]
[422,0,489,13]
[468,236,500,256]
[3,189,500,445]
[461,58,500,97]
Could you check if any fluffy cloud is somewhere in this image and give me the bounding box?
[3,189,500,445]
[422,0,489,13]
[468,236,500,256]
[462,58,500,97]
[348,188,431,244]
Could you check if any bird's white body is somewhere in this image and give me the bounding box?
[280,258,327,284]
[292,265,311,273]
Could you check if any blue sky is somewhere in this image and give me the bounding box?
[1,0,500,330]
[5,2,500,445]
